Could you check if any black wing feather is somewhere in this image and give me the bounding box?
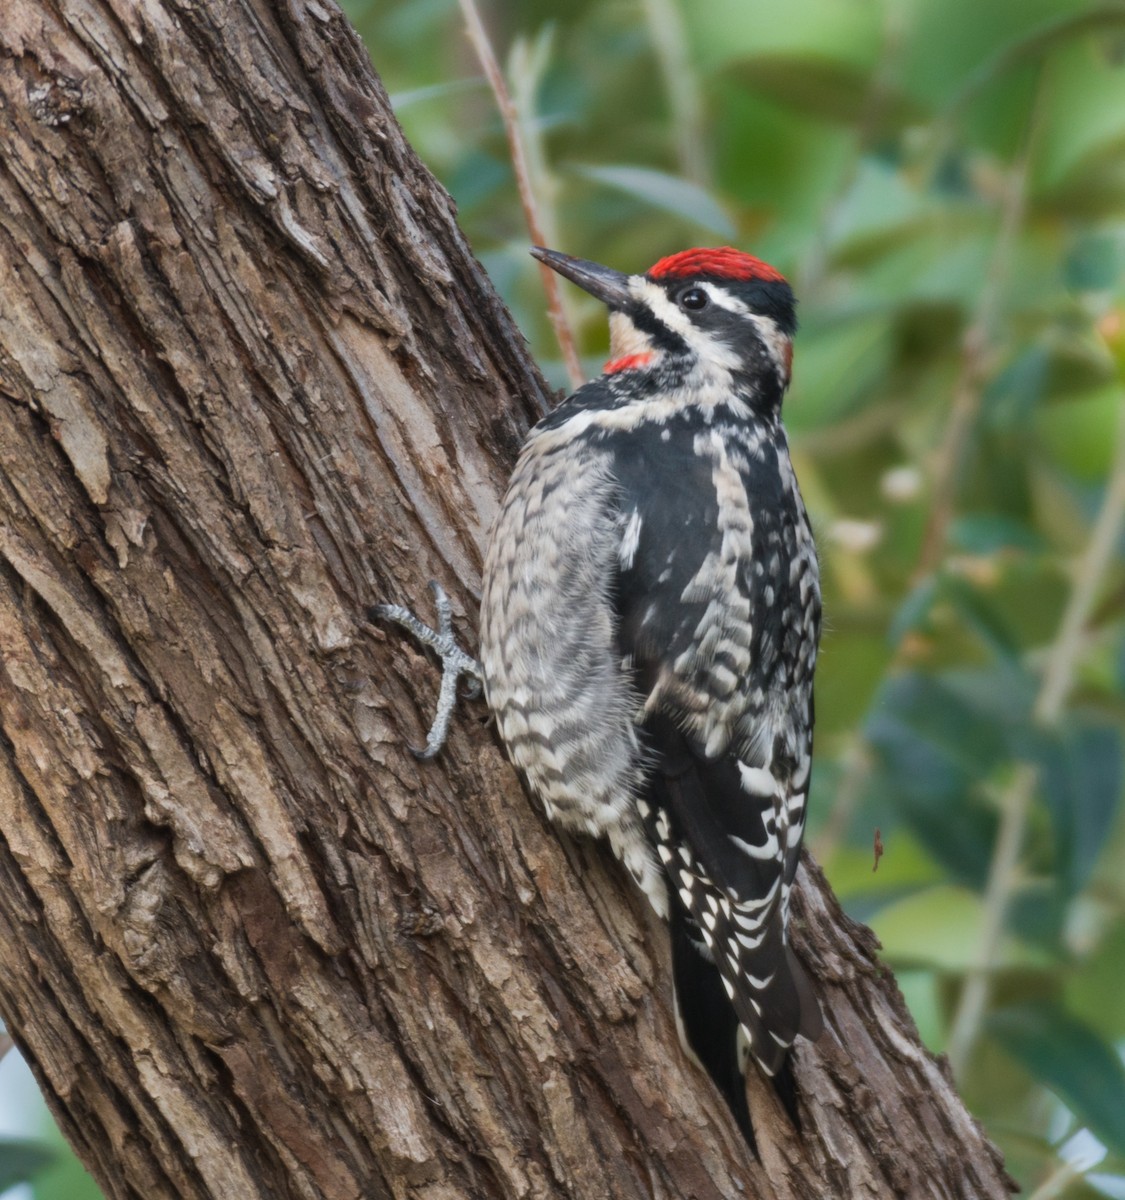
[610,418,820,1105]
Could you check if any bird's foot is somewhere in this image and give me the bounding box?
[369,581,483,760]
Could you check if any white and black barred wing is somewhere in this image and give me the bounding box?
[613,415,821,1077]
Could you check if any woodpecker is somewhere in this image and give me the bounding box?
[373,245,822,1146]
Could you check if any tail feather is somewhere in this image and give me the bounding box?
[670,908,756,1149]
[789,946,823,1042]
[671,907,817,1148]
[641,716,821,1147]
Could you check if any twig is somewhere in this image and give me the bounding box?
[915,131,1033,579]
[456,0,585,391]
[1023,1159,1082,1200]
[810,738,872,864]
[945,354,1125,1076]
[507,30,562,253]
[945,763,1036,1076]
[797,0,908,296]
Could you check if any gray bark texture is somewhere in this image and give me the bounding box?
[0,1,1016,1197]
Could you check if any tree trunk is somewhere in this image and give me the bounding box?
[0,2,1014,1197]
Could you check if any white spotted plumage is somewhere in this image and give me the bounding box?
[397,245,823,1147]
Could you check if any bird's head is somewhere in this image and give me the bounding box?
[532,245,797,399]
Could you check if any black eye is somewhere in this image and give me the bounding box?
[677,286,709,311]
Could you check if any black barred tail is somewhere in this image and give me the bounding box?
[670,907,756,1148]
[670,903,821,1149]
[735,936,823,1079]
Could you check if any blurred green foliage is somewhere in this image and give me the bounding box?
[10,1,1125,1197]
[343,0,1125,1194]
[0,1139,56,1194]
[0,1043,102,1200]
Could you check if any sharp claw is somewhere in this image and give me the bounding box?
[372,582,484,759]
[426,580,453,637]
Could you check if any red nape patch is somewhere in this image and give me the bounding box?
[604,352,655,374]
[647,247,786,284]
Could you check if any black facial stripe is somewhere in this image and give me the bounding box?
[627,301,690,353]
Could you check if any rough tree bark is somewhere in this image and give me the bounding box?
[0,2,1015,1198]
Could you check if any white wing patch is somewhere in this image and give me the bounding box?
[619,509,643,570]
[737,762,779,797]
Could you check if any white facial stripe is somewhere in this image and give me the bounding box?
[699,283,791,382]
[623,277,791,384]
[698,281,749,314]
[629,278,743,373]
[608,310,655,360]
[630,277,698,341]
[745,313,792,384]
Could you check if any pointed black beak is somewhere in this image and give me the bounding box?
[531,247,633,310]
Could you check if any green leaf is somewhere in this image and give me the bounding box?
[872,885,1046,972]
[569,165,736,238]
[945,576,1020,658]
[1036,384,1125,482]
[989,1002,1125,1157]
[950,513,1046,553]
[1033,30,1125,193]
[1066,922,1125,1043]
[895,969,947,1052]
[721,55,925,128]
[1066,230,1125,291]
[1007,879,1070,952]
[690,0,883,69]
[388,77,486,111]
[888,577,940,645]
[787,310,892,428]
[1037,719,1124,895]
[865,673,1007,886]
[0,1138,56,1190]
[983,346,1051,428]
[938,5,1125,130]
[1088,1172,1125,1200]
[825,160,948,264]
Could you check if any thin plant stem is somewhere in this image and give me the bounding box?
[456,0,585,391]
[507,31,562,253]
[1024,1159,1082,1200]
[915,135,1033,579]
[946,370,1125,1076]
[798,0,907,296]
[640,0,710,186]
[810,740,872,864]
[945,764,1036,1076]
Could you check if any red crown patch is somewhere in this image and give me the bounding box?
[647,247,786,284]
